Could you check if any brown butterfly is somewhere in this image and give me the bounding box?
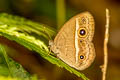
[49,12,95,70]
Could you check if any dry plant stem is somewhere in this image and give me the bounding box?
[101,9,110,80]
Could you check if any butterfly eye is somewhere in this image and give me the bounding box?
[80,29,86,36]
[78,28,87,37]
[80,55,84,59]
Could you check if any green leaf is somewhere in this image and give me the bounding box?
[0,75,38,80]
[0,13,89,80]
[0,44,32,80]
[0,64,9,76]
[0,13,56,40]
[0,76,19,80]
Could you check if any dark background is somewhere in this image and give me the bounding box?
[0,0,120,80]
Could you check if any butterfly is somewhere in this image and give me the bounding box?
[49,12,95,70]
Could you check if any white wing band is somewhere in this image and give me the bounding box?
[75,18,80,63]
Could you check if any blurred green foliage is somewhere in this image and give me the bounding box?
[0,44,37,80]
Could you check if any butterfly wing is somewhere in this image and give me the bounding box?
[50,12,95,70]
[51,16,76,65]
